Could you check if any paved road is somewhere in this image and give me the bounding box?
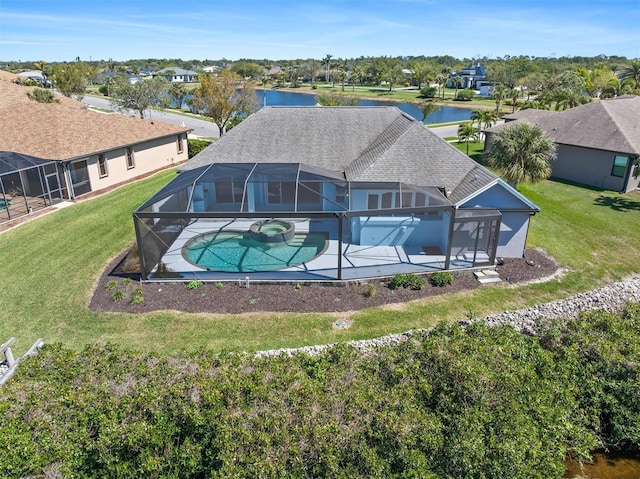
[82,95,480,140]
[82,95,220,138]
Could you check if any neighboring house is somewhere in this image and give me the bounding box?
[0,72,191,224]
[100,71,141,84]
[447,64,487,90]
[134,106,540,282]
[485,95,640,193]
[17,70,52,88]
[202,65,221,74]
[155,67,198,83]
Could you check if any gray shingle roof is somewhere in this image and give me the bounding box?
[182,106,498,201]
[486,96,640,154]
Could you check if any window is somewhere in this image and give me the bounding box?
[176,135,184,154]
[215,181,244,203]
[611,155,628,178]
[367,191,397,209]
[97,154,108,178]
[298,181,321,205]
[126,147,135,169]
[267,181,295,204]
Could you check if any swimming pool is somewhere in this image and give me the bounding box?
[182,230,328,272]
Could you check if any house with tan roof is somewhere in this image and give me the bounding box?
[0,71,190,224]
[134,106,540,282]
[485,95,640,193]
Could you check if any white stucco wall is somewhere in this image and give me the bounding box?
[86,134,188,195]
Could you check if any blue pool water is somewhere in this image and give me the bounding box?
[183,231,327,272]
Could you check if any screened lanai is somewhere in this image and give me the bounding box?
[0,151,64,224]
[134,162,501,282]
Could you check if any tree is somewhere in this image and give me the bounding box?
[191,70,258,136]
[435,72,448,100]
[51,62,92,100]
[484,122,557,188]
[410,60,435,89]
[418,101,440,122]
[109,76,170,119]
[317,92,359,106]
[621,59,640,90]
[451,76,463,98]
[230,61,265,81]
[457,122,478,155]
[322,54,333,83]
[470,108,498,140]
[168,83,188,110]
[509,88,521,113]
[492,84,509,114]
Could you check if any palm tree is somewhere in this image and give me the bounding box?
[322,54,333,83]
[492,84,509,114]
[484,122,557,188]
[471,110,497,140]
[419,101,440,123]
[509,88,520,113]
[457,123,478,155]
[621,60,640,90]
[452,76,463,98]
[479,110,498,131]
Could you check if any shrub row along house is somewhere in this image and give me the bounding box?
[134,106,539,282]
[485,95,640,193]
[0,70,190,225]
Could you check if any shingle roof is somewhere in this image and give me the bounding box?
[486,96,640,154]
[0,73,190,161]
[156,67,198,76]
[182,106,499,202]
[501,109,557,122]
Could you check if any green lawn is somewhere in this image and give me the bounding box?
[1,168,639,356]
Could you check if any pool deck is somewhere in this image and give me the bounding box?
[156,218,482,282]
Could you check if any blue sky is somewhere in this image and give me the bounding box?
[1,0,639,62]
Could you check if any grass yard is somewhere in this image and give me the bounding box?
[1,168,639,356]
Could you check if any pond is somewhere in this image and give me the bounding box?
[563,451,640,478]
[177,89,472,124]
[258,89,472,124]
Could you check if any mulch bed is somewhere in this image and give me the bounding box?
[89,248,560,315]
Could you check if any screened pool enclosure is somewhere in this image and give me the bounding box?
[0,151,65,224]
[134,163,502,281]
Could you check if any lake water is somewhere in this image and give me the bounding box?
[257,89,472,124]
[563,452,640,478]
[178,89,472,124]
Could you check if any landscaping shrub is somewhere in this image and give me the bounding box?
[419,86,437,98]
[187,138,213,158]
[430,271,453,287]
[389,273,425,290]
[186,279,203,290]
[27,88,59,103]
[364,283,377,298]
[2,305,639,477]
[121,243,141,274]
[455,89,475,101]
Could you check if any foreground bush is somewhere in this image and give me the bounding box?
[1,304,639,478]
